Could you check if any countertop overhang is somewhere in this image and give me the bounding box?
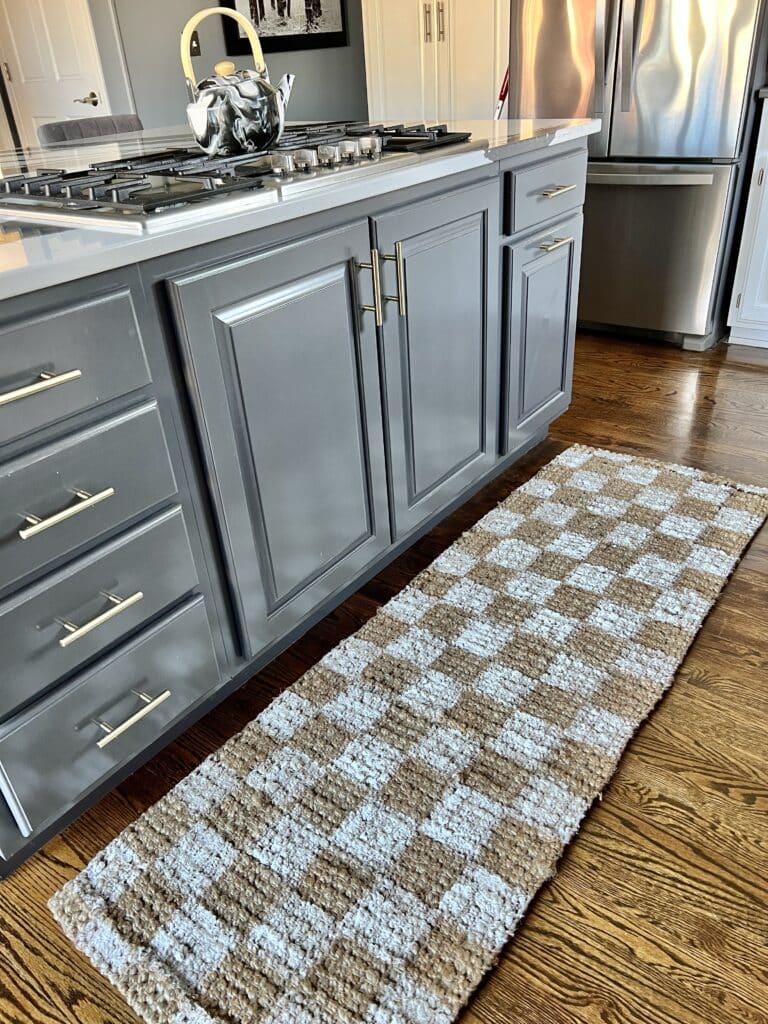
[0,118,600,300]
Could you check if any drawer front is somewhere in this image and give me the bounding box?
[0,401,177,591]
[0,288,152,448]
[0,597,218,855]
[505,149,587,235]
[0,506,199,722]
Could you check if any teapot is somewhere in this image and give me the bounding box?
[180,7,294,157]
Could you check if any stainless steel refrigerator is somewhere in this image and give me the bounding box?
[508,0,767,349]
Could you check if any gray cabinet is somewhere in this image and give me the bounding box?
[169,221,391,659]
[375,183,500,537]
[0,287,151,449]
[0,597,218,861]
[504,212,583,448]
[0,507,199,722]
[0,401,177,591]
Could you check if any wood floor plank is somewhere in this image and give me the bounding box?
[0,335,766,1024]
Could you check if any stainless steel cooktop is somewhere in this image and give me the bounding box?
[0,123,473,235]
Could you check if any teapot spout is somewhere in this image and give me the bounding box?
[276,73,295,111]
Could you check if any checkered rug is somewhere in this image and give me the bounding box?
[51,445,768,1024]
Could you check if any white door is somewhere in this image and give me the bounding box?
[362,0,438,122]
[437,0,509,120]
[0,0,110,150]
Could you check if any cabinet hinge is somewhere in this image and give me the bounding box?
[758,168,764,187]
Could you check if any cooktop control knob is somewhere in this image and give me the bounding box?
[339,139,361,162]
[317,143,342,167]
[358,135,383,159]
[293,149,319,173]
[270,152,295,176]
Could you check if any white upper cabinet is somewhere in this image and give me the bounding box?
[362,0,509,123]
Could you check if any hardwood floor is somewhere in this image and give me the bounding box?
[1,334,766,1024]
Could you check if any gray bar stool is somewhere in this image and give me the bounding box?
[37,114,143,148]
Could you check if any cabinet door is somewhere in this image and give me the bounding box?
[505,213,583,448]
[375,183,500,538]
[169,222,390,659]
[730,167,768,333]
[437,0,510,120]
[362,0,438,122]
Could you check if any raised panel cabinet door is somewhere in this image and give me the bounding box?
[375,182,500,538]
[732,169,768,332]
[505,212,583,448]
[168,221,390,659]
[362,0,438,122]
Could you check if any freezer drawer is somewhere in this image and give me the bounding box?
[578,162,735,337]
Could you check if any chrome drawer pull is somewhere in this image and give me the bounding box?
[19,486,115,540]
[358,247,383,327]
[57,590,144,648]
[541,184,577,199]
[539,236,574,253]
[0,368,82,407]
[94,689,171,749]
[382,241,407,318]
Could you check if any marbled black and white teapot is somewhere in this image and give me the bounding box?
[180,7,294,157]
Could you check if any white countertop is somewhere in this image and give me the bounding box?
[0,119,600,300]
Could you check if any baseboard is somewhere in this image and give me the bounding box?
[727,332,768,349]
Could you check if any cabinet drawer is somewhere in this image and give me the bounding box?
[0,288,151,448]
[0,401,177,591]
[0,506,198,722]
[0,597,218,857]
[504,149,587,235]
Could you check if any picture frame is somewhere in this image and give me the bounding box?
[220,0,348,54]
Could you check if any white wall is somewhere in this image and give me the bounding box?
[98,0,368,130]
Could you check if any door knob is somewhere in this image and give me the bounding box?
[74,91,99,106]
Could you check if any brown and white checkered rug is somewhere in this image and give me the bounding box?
[51,445,768,1024]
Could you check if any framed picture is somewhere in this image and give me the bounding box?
[220,0,347,53]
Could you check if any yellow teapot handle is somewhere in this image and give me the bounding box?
[181,6,266,86]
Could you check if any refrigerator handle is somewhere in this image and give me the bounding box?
[587,172,715,187]
[594,0,606,115]
[620,0,635,112]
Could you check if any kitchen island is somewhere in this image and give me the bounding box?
[0,117,598,873]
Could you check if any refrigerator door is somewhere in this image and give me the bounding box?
[507,0,619,158]
[610,0,762,159]
[578,162,736,336]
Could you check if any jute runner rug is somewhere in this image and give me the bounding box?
[51,445,768,1024]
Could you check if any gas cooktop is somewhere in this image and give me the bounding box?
[0,122,472,235]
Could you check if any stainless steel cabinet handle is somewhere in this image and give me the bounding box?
[19,486,115,540]
[0,368,81,407]
[594,0,606,115]
[94,689,171,749]
[539,237,574,253]
[381,241,407,317]
[437,1,446,41]
[358,248,383,327]
[586,172,714,187]
[57,590,144,648]
[541,184,577,199]
[424,3,432,43]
